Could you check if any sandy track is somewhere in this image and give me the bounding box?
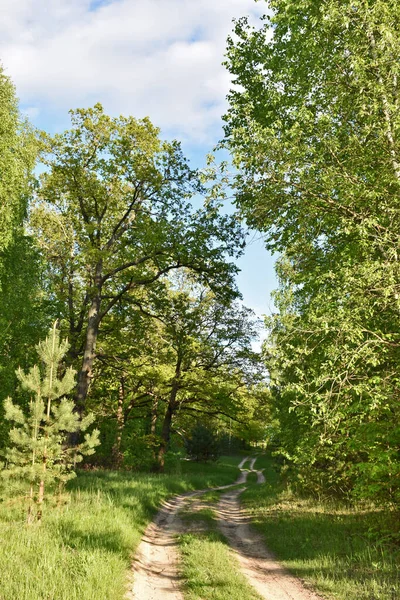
[127,493,187,600]
[217,486,323,600]
[128,475,247,600]
[128,460,324,600]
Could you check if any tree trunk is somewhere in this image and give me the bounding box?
[112,376,125,469]
[75,296,100,412]
[150,395,158,436]
[157,401,174,472]
[75,260,103,412]
[157,357,181,472]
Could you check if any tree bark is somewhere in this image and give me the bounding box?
[150,395,158,436]
[75,261,103,412]
[112,375,125,469]
[157,357,181,471]
[157,402,174,472]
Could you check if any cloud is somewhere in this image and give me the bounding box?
[0,0,264,143]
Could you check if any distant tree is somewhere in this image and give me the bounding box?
[124,280,262,470]
[83,273,265,471]
[186,423,220,462]
[2,323,99,522]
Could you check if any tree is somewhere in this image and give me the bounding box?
[126,280,262,470]
[224,0,400,503]
[0,63,36,252]
[2,323,100,521]
[186,423,220,462]
[0,64,44,450]
[82,272,264,471]
[33,104,243,412]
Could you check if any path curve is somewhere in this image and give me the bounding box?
[128,459,324,600]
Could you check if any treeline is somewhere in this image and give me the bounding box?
[224,0,400,507]
[0,76,268,483]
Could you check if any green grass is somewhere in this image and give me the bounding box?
[179,510,262,600]
[0,457,241,600]
[177,460,264,600]
[241,455,400,600]
[180,531,263,600]
[251,453,275,471]
[245,470,259,485]
[180,504,217,526]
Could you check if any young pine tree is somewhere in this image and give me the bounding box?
[2,322,100,521]
[186,423,221,463]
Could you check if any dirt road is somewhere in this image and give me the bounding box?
[128,457,323,600]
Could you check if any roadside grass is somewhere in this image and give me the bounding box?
[0,456,240,600]
[245,470,259,485]
[218,454,248,468]
[252,453,278,471]
[180,503,217,526]
[178,505,263,600]
[241,455,400,600]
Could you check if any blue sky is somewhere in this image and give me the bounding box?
[1,0,277,330]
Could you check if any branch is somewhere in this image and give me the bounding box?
[98,263,182,320]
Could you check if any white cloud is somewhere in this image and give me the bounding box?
[0,0,264,143]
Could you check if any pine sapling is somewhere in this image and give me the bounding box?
[1,322,100,522]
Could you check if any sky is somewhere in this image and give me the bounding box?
[0,0,278,330]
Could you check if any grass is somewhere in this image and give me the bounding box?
[245,470,259,485]
[241,455,400,600]
[0,456,240,600]
[178,501,263,600]
[180,531,263,600]
[251,453,274,471]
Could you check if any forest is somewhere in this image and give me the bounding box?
[0,1,399,599]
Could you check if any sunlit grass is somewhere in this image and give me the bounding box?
[180,531,263,600]
[178,508,262,600]
[241,455,400,600]
[0,457,240,600]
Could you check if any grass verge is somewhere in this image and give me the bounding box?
[241,455,400,600]
[178,505,262,600]
[0,456,240,600]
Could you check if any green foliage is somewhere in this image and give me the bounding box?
[0,234,48,405]
[224,0,400,505]
[32,104,244,409]
[0,64,36,252]
[0,67,43,450]
[186,423,221,462]
[87,275,265,471]
[122,434,160,471]
[2,323,100,519]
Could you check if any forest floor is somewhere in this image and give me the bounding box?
[129,456,323,600]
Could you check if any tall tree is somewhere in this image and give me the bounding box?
[0,63,36,251]
[125,281,262,470]
[33,104,243,411]
[0,64,43,447]
[86,275,264,471]
[224,0,400,503]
